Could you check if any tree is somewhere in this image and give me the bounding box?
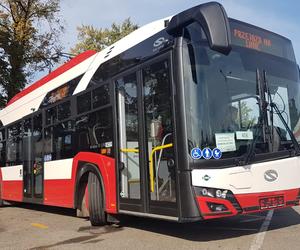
[240,101,256,128]
[0,0,64,107]
[71,18,138,55]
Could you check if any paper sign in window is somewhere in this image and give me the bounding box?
[215,133,236,152]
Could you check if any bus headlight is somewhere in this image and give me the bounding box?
[196,187,229,199]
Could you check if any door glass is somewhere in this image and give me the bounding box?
[33,114,43,197]
[143,60,176,202]
[23,118,32,197]
[117,73,141,199]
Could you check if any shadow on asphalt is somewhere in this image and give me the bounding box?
[7,203,300,242]
[9,202,77,217]
[116,207,300,242]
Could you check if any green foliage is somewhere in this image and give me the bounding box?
[240,101,256,128]
[0,0,64,107]
[71,18,138,55]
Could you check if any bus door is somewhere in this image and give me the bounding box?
[116,71,144,211]
[23,112,43,201]
[116,55,177,216]
[142,57,177,215]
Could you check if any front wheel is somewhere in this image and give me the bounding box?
[88,172,107,226]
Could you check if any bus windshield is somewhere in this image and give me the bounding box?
[182,22,300,163]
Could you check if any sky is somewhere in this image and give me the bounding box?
[48,0,300,74]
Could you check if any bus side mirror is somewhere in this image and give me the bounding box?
[166,2,232,55]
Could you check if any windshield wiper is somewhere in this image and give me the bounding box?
[263,70,300,155]
[236,69,267,166]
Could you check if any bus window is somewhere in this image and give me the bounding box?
[53,121,74,160]
[46,106,57,125]
[0,129,5,141]
[143,59,176,202]
[58,101,71,121]
[0,129,5,167]
[75,107,113,156]
[7,122,22,166]
[44,120,74,160]
[33,114,43,196]
[0,141,6,167]
[117,72,141,199]
[77,92,91,114]
[92,84,110,109]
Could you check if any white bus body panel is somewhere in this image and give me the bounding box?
[1,165,23,181]
[44,159,73,180]
[192,156,300,194]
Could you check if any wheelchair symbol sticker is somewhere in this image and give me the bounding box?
[191,148,202,160]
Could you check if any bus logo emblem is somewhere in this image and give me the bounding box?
[153,37,167,48]
[264,170,278,182]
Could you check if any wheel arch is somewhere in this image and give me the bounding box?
[72,152,117,214]
[74,162,105,210]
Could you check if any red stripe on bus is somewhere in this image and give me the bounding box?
[0,169,3,200]
[44,179,74,208]
[196,188,299,219]
[1,180,23,202]
[196,196,238,219]
[235,188,299,209]
[7,50,97,107]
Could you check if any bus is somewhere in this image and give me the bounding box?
[0,2,300,226]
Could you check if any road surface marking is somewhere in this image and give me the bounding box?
[31,223,49,229]
[249,210,274,250]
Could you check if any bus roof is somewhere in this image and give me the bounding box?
[7,50,97,107]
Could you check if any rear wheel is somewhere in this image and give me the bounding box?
[88,172,106,226]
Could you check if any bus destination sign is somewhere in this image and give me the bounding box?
[233,28,272,51]
[229,19,295,61]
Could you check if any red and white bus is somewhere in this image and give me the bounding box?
[1,2,300,225]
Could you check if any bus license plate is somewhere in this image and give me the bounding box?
[259,196,284,209]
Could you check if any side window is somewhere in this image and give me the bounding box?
[75,107,113,156]
[58,101,71,121]
[44,120,74,161]
[23,118,32,163]
[0,141,6,167]
[143,59,176,202]
[33,114,43,159]
[0,129,6,167]
[92,84,110,109]
[41,74,83,107]
[46,106,57,125]
[77,92,91,114]
[7,122,23,166]
[143,60,173,143]
[0,129,5,141]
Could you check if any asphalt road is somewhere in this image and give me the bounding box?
[0,203,300,250]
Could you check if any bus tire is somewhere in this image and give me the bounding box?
[88,171,106,226]
[0,198,3,207]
